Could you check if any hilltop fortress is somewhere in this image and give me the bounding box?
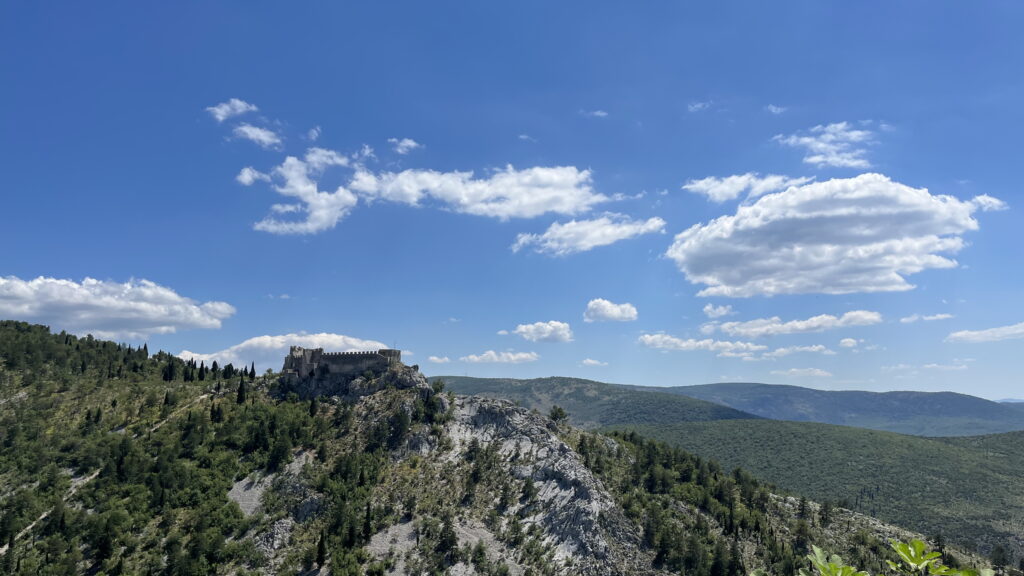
[279,346,422,400]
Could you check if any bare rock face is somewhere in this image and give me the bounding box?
[281,362,432,402]
[445,396,662,576]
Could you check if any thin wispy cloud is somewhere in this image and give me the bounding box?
[638,333,767,357]
[511,214,665,256]
[770,367,832,378]
[206,98,258,123]
[687,101,712,113]
[774,121,873,168]
[460,350,539,363]
[900,313,954,324]
[579,109,609,118]
[388,137,423,155]
[947,321,1024,343]
[708,310,883,339]
[682,173,811,203]
[233,123,282,149]
[765,104,787,115]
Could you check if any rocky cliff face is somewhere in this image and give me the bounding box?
[277,360,432,402]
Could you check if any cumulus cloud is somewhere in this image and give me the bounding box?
[178,332,386,371]
[253,150,358,234]
[512,214,664,255]
[584,299,638,323]
[0,276,234,340]
[839,338,860,348]
[900,313,954,324]
[774,121,873,168]
[765,104,787,115]
[666,173,1002,297]
[581,358,608,366]
[460,350,539,363]
[388,137,423,155]
[428,356,451,364]
[682,173,812,203]
[236,167,271,186]
[205,98,258,122]
[638,333,767,356]
[947,322,1024,343]
[350,165,604,221]
[233,123,282,149]
[770,368,832,378]
[709,310,882,339]
[512,321,574,343]
[703,304,734,318]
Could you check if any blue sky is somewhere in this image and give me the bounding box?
[2,2,1022,399]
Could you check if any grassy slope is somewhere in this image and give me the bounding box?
[610,420,1024,556]
[435,375,757,429]
[646,383,1024,436]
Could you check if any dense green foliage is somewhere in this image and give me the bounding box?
[437,375,757,428]
[655,383,1024,436]
[611,420,1024,562]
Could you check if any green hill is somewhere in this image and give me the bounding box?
[610,420,1024,560]
[647,382,1024,436]
[434,375,758,428]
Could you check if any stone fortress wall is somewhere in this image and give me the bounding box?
[280,346,401,386]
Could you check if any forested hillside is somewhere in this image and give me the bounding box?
[0,321,995,575]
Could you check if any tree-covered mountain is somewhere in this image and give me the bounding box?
[0,321,993,575]
[440,374,1024,563]
[647,383,1024,436]
[436,375,758,429]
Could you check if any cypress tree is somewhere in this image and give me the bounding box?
[236,379,247,404]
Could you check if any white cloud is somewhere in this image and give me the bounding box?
[970,194,1008,212]
[233,123,282,149]
[307,126,321,141]
[460,350,539,363]
[839,338,860,348]
[582,358,608,366]
[428,356,451,364]
[900,313,954,324]
[703,304,734,318]
[236,167,271,186]
[682,173,812,203]
[638,333,767,356]
[922,363,967,371]
[512,321,573,343]
[518,134,537,142]
[253,151,359,235]
[666,174,1002,297]
[774,121,873,168]
[947,322,1024,343]
[205,98,258,123]
[584,299,638,323]
[388,137,423,155]
[0,276,235,340]
[688,101,711,113]
[770,368,832,378]
[765,104,787,115]
[178,332,387,371]
[351,165,604,221]
[496,329,509,336]
[580,109,609,118]
[762,345,836,358]
[709,310,881,339]
[512,214,665,255]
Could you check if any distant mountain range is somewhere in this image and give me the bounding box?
[439,375,1024,558]
[645,382,1024,436]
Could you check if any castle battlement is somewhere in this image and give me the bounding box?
[280,346,401,388]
